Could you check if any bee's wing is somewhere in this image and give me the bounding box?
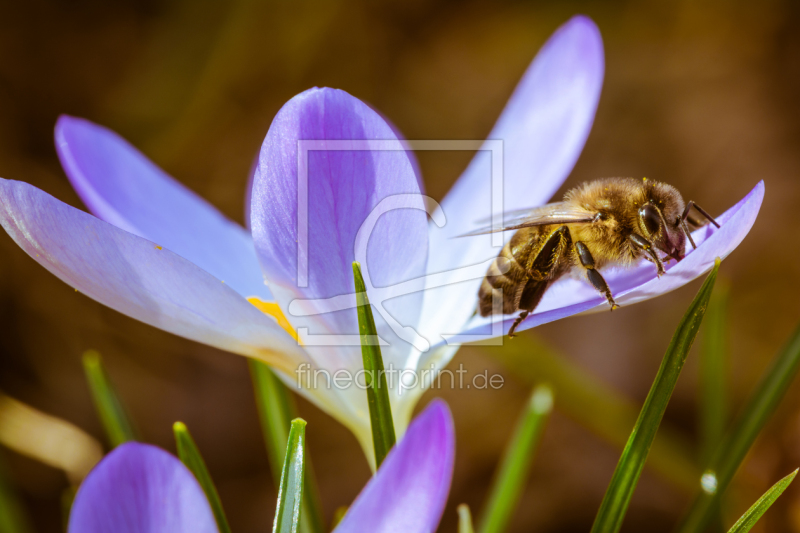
[456,202,596,237]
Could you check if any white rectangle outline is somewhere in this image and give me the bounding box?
[296,139,505,347]
[297,139,504,286]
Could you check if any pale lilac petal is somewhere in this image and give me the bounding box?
[68,443,219,533]
[55,116,270,301]
[377,110,424,194]
[0,179,307,374]
[419,16,605,344]
[335,400,455,533]
[251,87,428,345]
[445,182,764,343]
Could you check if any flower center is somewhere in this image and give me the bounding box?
[247,297,300,343]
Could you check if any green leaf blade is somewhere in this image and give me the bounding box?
[250,361,297,486]
[700,279,729,463]
[249,361,324,533]
[678,321,800,532]
[727,469,797,533]
[591,259,720,533]
[353,261,396,468]
[173,422,231,533]
[273,419,307,533]
[699,280,730,532]
[479,384,553,533]
[82,350,137,447]
[0,452,32,533]
[458,504,476,533]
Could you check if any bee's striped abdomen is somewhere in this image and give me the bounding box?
[478,225,573,317]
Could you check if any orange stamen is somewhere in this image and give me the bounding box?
[247,297,300,343]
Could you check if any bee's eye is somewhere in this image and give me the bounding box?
[639,204,662,236]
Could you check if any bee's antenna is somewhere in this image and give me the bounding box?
[679,200,721,250]
[690,202,721,228]
[681,201,721,229]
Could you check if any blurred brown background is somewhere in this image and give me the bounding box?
[0,0,799,531]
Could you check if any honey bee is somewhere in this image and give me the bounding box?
[463,177,720,337]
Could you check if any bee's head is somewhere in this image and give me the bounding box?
[638,182,687,262]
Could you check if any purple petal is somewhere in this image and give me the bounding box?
[0,179,307,374]
[446,182,764,342]
[251,88,428,342]
[419,16,605,344]
[69,443,219,533]
[335,400,455,533]
[55,116,270,301]
[376,109,425,194]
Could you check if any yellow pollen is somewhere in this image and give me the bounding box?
[155,245,162,250]
[248,297,300,343]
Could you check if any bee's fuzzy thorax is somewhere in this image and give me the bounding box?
[564,177,686,268]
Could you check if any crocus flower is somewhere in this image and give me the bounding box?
[68,442,219,533]
[0,16,762,456]
[68,400,455,533]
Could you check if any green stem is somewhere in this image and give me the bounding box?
[479,385,553,533]
[249,361,324,533]
[173,422,232,533]
[82,350,137,447]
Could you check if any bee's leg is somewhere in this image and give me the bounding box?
[630,234,666,276]
[508,311,529,338]
[508,279,550,337]
[506,226,570,337]
[575,242,619,310]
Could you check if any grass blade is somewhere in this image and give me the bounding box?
[249,361,301,485]
[727,469,797,533]
[699,280,730,532]
[479,385,553,533]
[700,280,729,463]
[61,486,77,533]
[173,422,231,533]
[353,262,396,468]
[82,350,137,447]
[678,321,800,532]
[458,504,476,533]
[0,451,32,533]
[489,336,699,492]
[590,259,720,533]
[273,419,307,533]
[330,507,348,530]
[249,360,324,533]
